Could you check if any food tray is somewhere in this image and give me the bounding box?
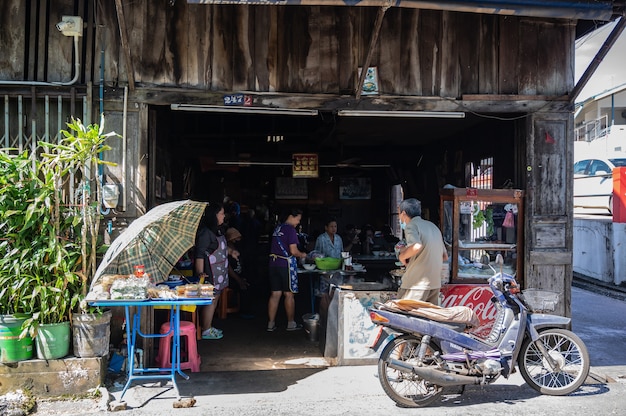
[521,289,560,313]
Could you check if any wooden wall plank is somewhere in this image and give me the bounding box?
[318,6,339,93]
[0,1,27,79]
[418,10,441,96]
[253,6,270,91]
[457,12,479,95]
[186,4,212,88]
[478,14,498,94]
[304,6,321,93]
[529,251,572,265]
[401,9,420,95]
[46,0,77,83]
[211,5,234,91]
[355,7,378,82]
[439,11,457,98]
[96,1,121,86]
[378,8,403,95]
[498,15,519,94]
[536,20,575,95]
[267,7,279,91]
[518,19,539,95]
[82,2,95,85]
[337,7,355,93]
[232,6,254,91]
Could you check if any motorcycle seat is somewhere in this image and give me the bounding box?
[381,299,480,328]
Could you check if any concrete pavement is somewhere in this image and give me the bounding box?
[34,286,626,415]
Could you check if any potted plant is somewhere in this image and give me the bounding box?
[0,151,41,362]
[0,149,83,359]
[0,116,118,360]
[37,115,119,358]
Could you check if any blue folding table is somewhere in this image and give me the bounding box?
[90,298,212,401]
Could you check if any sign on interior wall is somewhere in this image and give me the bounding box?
[292,153,319,178]
[275,177,308,199]
[339,178,371,200]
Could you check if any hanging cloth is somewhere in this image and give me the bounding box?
[503,211,515,228]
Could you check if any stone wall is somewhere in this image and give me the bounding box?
[0,357,106,397]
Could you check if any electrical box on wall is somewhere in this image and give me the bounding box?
[102,184,120,209]
[56,16,83,37]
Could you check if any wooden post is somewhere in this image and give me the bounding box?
[114,0,136,91]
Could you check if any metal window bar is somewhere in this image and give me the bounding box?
[470,156,493,260]
[2,93,86,206]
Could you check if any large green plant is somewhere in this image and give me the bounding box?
[0,115,118,335]
[40,116,118,299]
[0,151,82,332]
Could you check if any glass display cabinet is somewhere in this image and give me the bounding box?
[439,188,524,283]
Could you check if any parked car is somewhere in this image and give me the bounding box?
[573,157,626,213]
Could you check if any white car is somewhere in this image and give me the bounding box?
[573,157,626,213]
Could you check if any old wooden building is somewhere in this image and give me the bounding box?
[1,0,624,320]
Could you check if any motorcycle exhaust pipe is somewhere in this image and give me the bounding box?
[387,359,483,387]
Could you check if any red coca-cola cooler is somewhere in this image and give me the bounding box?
[440,284,496,337]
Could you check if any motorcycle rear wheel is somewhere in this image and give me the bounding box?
[377,334,443,408]
[518,328,590,395]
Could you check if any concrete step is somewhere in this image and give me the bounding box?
[0,356,106,396]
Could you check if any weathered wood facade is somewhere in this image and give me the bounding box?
[1,0,621,322]
[0,2,579,97]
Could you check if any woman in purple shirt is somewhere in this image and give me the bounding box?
[267,209,307,331]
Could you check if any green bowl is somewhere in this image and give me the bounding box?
[315,257,342,270]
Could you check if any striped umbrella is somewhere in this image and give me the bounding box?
[91,200,208,289]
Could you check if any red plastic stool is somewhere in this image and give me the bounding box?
[155,320,201,372]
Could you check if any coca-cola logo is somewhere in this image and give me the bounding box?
[441,285,497,337]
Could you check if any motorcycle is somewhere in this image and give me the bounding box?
[369,255,590,408]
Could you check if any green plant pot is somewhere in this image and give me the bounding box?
[0,314,34,363]
[35,321,70,360]
[72,310,112,358]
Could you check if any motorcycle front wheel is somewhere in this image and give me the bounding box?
[518,328,590,395]
[377,334,443,408]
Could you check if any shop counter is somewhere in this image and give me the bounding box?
[319,285,398,365]
[352,254,399,281]
[297,268,367,313]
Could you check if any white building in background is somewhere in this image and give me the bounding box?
[574,20,626,159]
[574,83,626,158]
[572,22,626,287]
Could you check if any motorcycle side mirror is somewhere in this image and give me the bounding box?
[495,254,504,265]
